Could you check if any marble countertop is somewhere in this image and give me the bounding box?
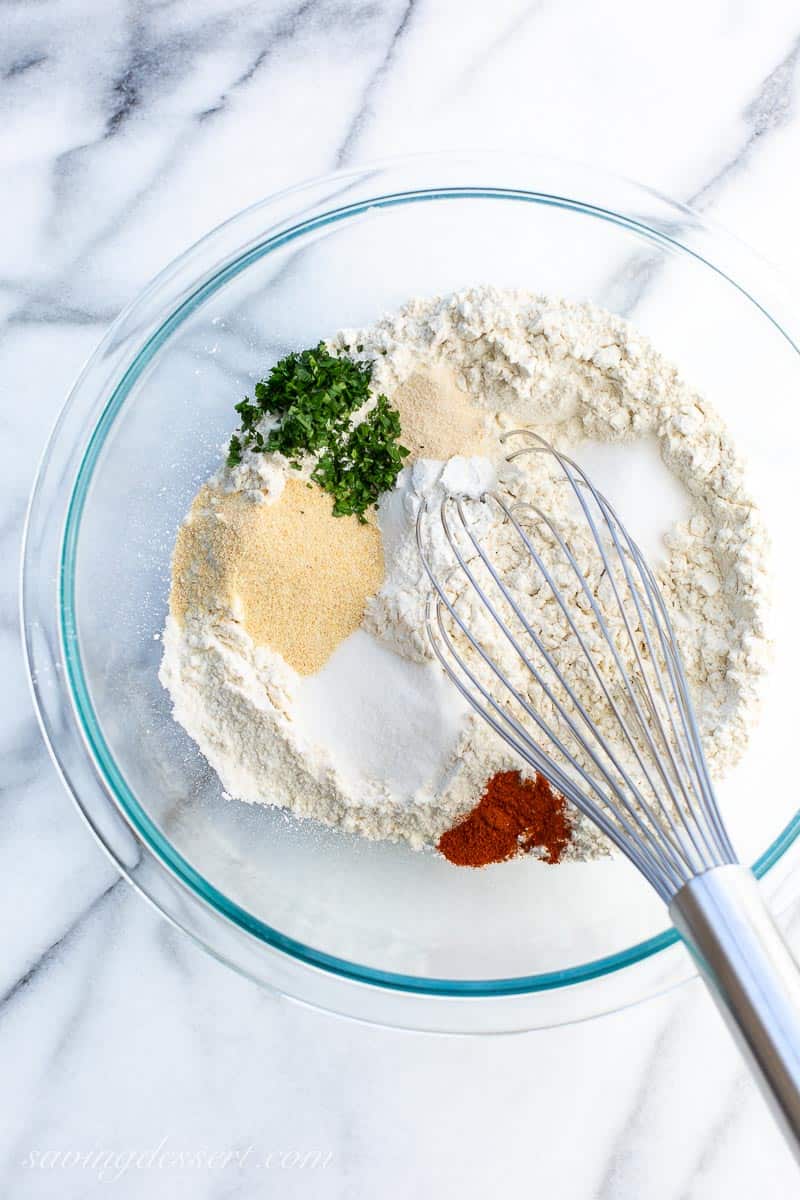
[4,1,800,1195]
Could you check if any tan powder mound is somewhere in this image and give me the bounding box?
[170,479,384,675]
[392,362,493,461]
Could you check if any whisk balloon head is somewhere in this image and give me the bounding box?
[416,432,737,901]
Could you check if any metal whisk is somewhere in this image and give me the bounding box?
[416,431,800,1156]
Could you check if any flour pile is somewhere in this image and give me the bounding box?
[160,287,771,860]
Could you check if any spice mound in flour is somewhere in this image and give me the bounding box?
[391,363,492,460]
[170,479,384,675]
[438,771,572,868]
[160,285,772,865]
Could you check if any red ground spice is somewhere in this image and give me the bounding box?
[437,770,573,868]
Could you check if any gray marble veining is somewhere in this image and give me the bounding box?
[3,1,800,1195]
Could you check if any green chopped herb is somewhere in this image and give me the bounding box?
[227,343,372,465]
[227,344,408,518]
[312,396,409,520]
[227,434,243,468]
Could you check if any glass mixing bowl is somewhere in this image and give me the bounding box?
[22,152,800,1032]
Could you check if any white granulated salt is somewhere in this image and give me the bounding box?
[293,630,468,802]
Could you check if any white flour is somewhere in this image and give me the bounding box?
[161,287,771,859]
[160,613,470,847]
[363,456,497,662]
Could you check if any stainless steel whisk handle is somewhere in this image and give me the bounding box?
[670,864,800,1157]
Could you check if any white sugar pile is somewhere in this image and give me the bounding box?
[293,630,468,802]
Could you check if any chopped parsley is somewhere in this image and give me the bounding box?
[227,344,409,520]
[311,395,408,518]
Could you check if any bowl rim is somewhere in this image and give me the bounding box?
[22,150,800,1022]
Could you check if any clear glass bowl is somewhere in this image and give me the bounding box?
[22,152,800,1032]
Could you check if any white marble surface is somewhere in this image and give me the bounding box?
[4,1,800,1195]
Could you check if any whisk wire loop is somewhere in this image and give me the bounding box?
[423,585,675,892]
[520,440,722,874]
[442,495,691,890]
[548,440,736,866]
[478,492,698,879]
[416,433,737,901]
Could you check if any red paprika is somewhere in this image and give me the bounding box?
[438,770,572,868]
